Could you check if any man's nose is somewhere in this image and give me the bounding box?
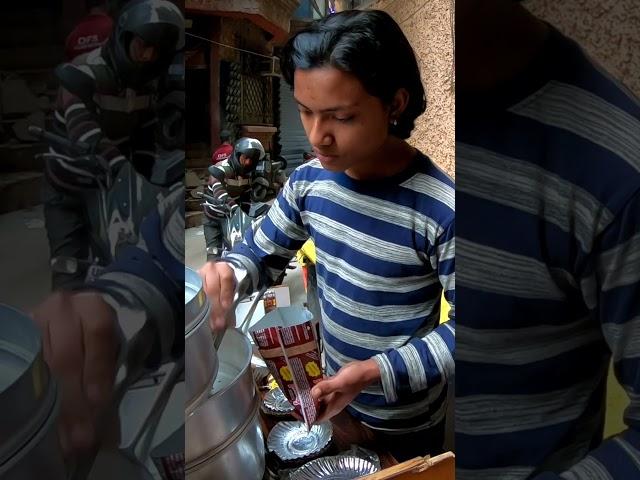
[142,47,154,61]
[308,117,332,147]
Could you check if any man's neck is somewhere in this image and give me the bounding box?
[345,137,416,181]
[456,0,549,93]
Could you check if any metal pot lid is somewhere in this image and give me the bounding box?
[0,304,55,465]
[290,456,379,480]
[185,267,209,334]
[267,421,332,462]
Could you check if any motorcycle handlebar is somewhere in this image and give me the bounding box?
[196,191,265,216]
[195,190,219,204]
[28,125,92,155]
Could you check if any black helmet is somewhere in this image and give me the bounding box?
[106,0,184,88]
[230,137,266,175]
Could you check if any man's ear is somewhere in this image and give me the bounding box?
[389,88,410,120]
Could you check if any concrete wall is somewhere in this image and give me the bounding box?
[524,0,640,97]
[366,0,455,177]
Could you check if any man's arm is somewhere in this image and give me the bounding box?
[535,191,640,479]
[372,219,456,404]
[224,171,310,291]
[203,163,239,218]
[46,86,126,192]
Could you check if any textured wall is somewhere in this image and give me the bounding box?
[365,0,455,177]
[523,0,640,97]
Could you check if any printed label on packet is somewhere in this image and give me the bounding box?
[249,306,322,429]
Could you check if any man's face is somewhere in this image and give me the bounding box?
[128,35,159,63]
[294,67,390,172]
[239,153,253,169]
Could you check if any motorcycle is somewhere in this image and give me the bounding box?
[29,125,182,286]
[200,158,286,257]
[197,190,271,258]
[197,187,292,286]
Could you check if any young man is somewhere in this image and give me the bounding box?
[456,0,640,478]
[202,137,270,260]
[31,0,185,456]
[199,10,455,461]
[45,0,183,288]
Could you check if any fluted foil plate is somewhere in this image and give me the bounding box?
[267,421,332,461]
[290,455,379,479]
[263,387,294,414]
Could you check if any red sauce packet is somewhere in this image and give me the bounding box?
[249,306,322,429]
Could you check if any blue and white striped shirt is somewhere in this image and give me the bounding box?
[227,153,455,432]
[456,27,640,479]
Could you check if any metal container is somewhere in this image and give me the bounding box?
[185,329,264,479]
[185,266,218,415]
[267,421,333,462]
[290,455,379,480]
[262,386,294,416]
[185,399,264,480]
[0,304,66,479]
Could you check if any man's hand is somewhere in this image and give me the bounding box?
[311,359,381,424]
[31,291,119,457]
[198,260,236,332]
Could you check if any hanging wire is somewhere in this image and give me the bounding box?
[185,32,278,61]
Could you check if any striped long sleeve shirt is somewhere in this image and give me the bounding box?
[46,87,125,191]
[203,160,245,218]
[456,26,640,479]
[226,153,455,432]
[48,47,157,192]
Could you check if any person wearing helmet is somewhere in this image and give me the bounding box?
[202,137,271,260]
[43,0,184,289]
[29,0,186,458]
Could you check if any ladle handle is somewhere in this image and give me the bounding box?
[212,285,267,350]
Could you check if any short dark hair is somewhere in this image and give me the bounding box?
[220,129,231,142]
[281,10,426,139]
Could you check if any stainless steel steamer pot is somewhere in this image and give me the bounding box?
[185,266,218,415]
[0,304,66,479]
[185,328,265,480]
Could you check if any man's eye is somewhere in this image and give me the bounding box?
[334,115,354,123]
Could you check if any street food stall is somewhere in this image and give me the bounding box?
[184,237,455,480]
